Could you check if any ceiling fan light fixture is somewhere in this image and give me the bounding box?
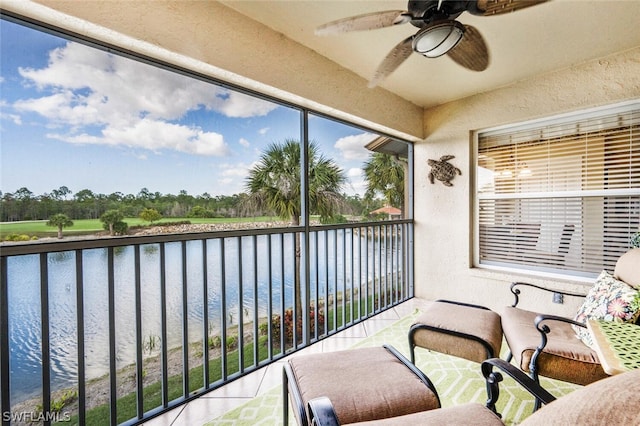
[412,20,465,58]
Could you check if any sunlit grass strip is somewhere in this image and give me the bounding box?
[0,217,281,239]
[59,294,394,425]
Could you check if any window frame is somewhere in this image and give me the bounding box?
[473,100,640,278]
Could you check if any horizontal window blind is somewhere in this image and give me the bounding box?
[476,104,640,276]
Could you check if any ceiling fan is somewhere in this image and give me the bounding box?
[315,0,548,87]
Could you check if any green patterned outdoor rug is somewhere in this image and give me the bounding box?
[207,311,580,425]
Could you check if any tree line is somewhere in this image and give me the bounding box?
[0,187,378,223]
[0,146,404,224]
[0,186,240,222]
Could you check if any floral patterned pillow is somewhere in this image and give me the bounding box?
[573,270,640,349]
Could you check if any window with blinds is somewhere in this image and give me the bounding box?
[475,102,640,277]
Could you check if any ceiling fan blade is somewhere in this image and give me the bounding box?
[447,25,489,72]
[315,10,411,36]
[476,0,548,16]
[368,36,414,88]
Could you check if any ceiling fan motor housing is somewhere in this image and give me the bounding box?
[407,0,470,28]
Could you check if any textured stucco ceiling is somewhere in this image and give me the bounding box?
[221,0,640,109]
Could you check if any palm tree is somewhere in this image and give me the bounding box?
[363,153,405,213]
[100,209,124,236]
[245,139,345,339]
[47,213,73,239]
[245,140,345,224]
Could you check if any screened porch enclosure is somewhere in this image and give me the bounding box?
[0,12,416,425]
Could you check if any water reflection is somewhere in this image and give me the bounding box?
[7,230,401,403]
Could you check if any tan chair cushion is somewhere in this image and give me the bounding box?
[287,346,440,425]
[412,302,503,363]
[347,403,503,426]
[522,369,640,425]
[501,306,608,385]
[614,248,640,289]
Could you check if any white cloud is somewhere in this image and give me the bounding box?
[259,127,270,135]
[216,161,260,195]
[220,161,257,179]
[47,118,230,156]
[347,167,363,178]
[348,179,367,195]
[13,41,278,156]
[0,99,22,125]
[239,138,250,148]
[15,91,105,127]
[212,92,277,118]
[345,167,367,195]
[334,133,377,161]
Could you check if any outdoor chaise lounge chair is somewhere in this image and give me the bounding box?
[306,358,640,425]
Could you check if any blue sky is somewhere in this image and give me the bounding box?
[0,19,378,198]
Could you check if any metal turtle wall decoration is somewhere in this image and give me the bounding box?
[428,155,462,187]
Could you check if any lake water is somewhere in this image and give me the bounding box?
[5,230,399,403]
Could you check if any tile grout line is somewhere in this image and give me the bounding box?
[167,404,186,426]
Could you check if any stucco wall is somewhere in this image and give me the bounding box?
[415,47,640,315]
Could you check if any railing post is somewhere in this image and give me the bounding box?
[107,247,117,425]
[181,241,190,397]
[75,250,87,425]
[1,257,10,426]
[159,243,169,407]
[134,245,144,420]
[252,235,259,367]
[220,239,227,380]
[237,237,244,372]
[202,239,210,388]
[39,253,51,426]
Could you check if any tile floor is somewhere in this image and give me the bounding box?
[142,298,430,425]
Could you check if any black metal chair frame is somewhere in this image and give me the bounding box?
[282,344,441,426]
[506,281,590,409]
[307,357,556,425]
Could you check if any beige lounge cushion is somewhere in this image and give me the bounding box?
[614,248,640,289]
[287,346,440,425]
[411,302,503,363]
[501,306,608,385]
[348,403,503,426]
[522,369,640,425]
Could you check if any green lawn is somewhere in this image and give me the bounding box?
[56,294,384,425]
[0,217,279,240]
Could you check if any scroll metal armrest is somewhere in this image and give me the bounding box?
[308,397,340,426]
[533,313,585,350]
[528,314,586,384]
[481,358,556,414]
[534,313,585,332]
[510,281,586,308]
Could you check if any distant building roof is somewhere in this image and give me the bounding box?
[370,205,402,216]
